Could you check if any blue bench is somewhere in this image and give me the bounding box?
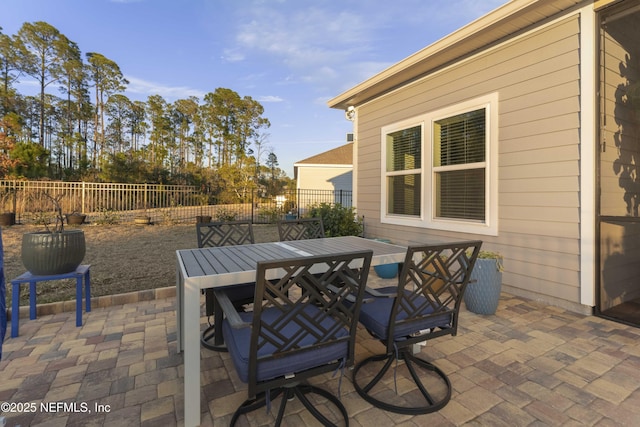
[11,265,91,338]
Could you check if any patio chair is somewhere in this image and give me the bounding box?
[353,240,482,415]
[219,250,373,426]
[0,228,5,360]
[277,217,325,241]
[196,220,256,351]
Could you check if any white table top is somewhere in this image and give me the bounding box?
[176,235,407,427]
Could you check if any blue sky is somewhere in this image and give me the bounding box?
[2,0,505,176]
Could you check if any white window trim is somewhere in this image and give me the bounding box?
[381,93,499,236]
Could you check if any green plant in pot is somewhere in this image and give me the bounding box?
[21,193,86,276]
[463,250,503,315]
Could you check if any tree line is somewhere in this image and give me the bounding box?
[0,21,292,202]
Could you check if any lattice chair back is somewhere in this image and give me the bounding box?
[385,240,483,350]
[277,217,325,241]
[0,228,5,360]
[353,239,482,415]
[196,220,255,248]
[222,250,372,425]
[195,220,255,351]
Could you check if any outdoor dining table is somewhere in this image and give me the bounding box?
[176,235,407,427]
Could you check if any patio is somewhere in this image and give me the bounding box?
[1,274,640,426]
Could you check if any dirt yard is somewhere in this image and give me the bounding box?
[2,222,280,306]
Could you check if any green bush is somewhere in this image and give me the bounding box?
[215,208,238,222]
[94,208,121,225]
[306,203,363,237]
[257,206,280,223]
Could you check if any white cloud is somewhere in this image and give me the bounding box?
[227,0,504,93]
[258,95,284,103]
[234,5,372,76]
[125,76,205,101]
[221,49,245,63]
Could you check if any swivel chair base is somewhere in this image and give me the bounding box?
[201,324,228,352]
[353,349,452,415]
[230,383,348,427]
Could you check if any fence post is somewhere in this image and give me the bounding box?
[81,181,86,214]
[11,182,16,214]
[251,190,254,223]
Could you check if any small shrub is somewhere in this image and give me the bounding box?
[160,201,181,225]
[257,206,280,223]
[94,208,120,225]
[30,210,54,227]
[215,208,238,222]
[161,208,179,225]
[306,203,363,237]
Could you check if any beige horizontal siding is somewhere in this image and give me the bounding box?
[501,191,579,208]
[505,270,580,302]
[499,113,580,140]
[500,144,579,167]
[356,14,582,306]
[500,206,579,223]
[499,218,579,239]
[500,176,578,193]
[501,160,579,180]
[500,128,578,153]
[501,80,580,113]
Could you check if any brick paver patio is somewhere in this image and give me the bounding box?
[1,277,640,426]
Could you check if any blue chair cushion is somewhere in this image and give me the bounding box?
[223,305,349,383]
[359,287,454,341]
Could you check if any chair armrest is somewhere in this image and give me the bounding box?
[325,266,391,301]
[214,289,251,329]
[326,283,373,304]
[364,287,396,298]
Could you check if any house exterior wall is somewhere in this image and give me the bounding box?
[296,165,353,193]
[356,14,586,310]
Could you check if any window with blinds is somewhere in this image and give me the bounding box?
[433,109,486,221]
[386,125,421,216]
[380,93,496,234]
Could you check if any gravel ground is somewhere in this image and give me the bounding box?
[2,222,279,306]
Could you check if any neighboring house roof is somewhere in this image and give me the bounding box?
[294,143,353,167]
[328,0,592,110]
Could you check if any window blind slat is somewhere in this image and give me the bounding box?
[434,109,485,167]
[435,169,485,220]
[385,125,422,217]
[387,126,421,172]
[433,108,486,221]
